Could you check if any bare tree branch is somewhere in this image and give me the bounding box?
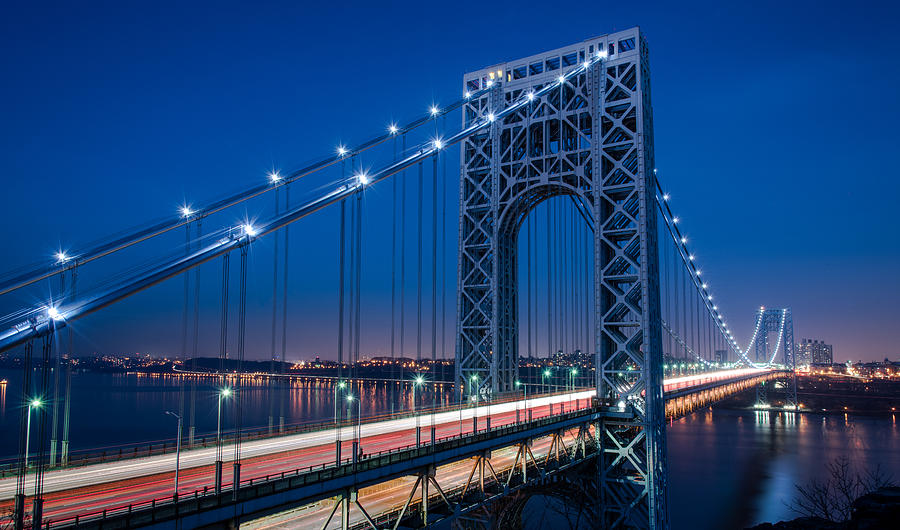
[789,456,897,522]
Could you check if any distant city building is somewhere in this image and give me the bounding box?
[796,338,833,366]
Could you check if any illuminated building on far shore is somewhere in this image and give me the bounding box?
[797,338,833,366]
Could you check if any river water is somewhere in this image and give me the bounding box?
[1,369,898,528]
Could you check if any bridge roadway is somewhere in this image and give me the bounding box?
[0,368,772,527]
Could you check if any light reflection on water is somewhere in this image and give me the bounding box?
[668,408,900,529]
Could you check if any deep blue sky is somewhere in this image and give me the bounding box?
[1,1,898,362]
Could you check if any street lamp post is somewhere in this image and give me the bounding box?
[542,369,551,394]
[164,411,182,500]
[515,381,528,423]
[24,399,42,469]
[469,374,479,433]
[412,375,424,445]
[346,394,361,464]
[14,398,41,530]
[334,380,346,424]
[214,387,231,494]
[334,380,346,466]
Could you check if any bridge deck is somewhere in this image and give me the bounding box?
[0,369,774,527]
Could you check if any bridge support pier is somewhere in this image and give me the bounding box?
[319,489,377,530]
[462,451,498,498]
[390,465,451,530]
[545,430,568,466]
[506,441,537,487]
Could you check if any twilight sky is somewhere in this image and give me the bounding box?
[1,1,898,362]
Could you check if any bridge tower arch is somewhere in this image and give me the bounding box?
[456,27,667,527]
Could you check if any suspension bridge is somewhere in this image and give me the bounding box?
[0,27,798,529]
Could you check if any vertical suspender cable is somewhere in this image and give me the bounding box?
[390,136,398,412]
[527,200,532,360]
[189,219,202,445]
[49,272,65,467]
[658,223,672,364]
[336,196,346,442]
[31,326,55,527]
[347,185,356,383]
[13,340,34,529]
[61,267,76,465]
[354,168,363,389]
[280,185,289,432]
[441,116,448,371]
[178,223,189,448]
[232,245,248,499]
[269,187,280,433]
[337,180,346,388]
[568,200,574,358]
[547,200,552,360]
[416,161,423,370]
[573,203,579,360]
[584,208,589,361]
[215,252,230,491]
[400,135,407,396]
[680,252,687,363]
[431,153,438,429]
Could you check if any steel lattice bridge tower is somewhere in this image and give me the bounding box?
[456,28,666,528]
[750,307,798,410]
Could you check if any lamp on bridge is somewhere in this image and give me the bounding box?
[16,399,43,530]
[515,381,529,423]
[412,374,425,445]
[164,411,182,501]
[542,369,552,394]
[214,386,231,494]
[468,374,479,403]
[346,394,361,463]
[469,374,480,434]
[24,398,42,469]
